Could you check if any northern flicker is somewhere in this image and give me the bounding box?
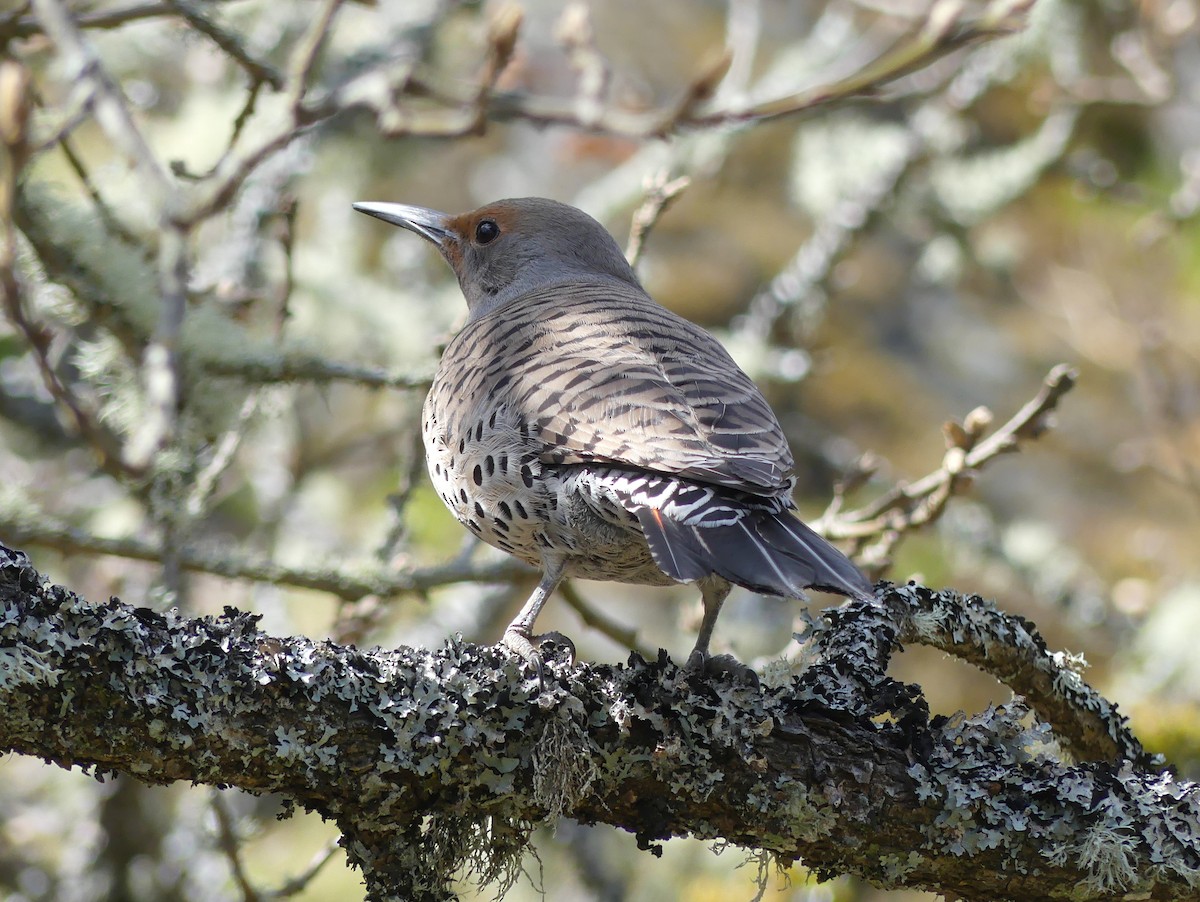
[354,197,874,669]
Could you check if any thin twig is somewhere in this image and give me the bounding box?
[186,392,262,518]
[554,3,611,129]
[0,133,132,484]
[839,364,1078,531]
[624,172,690,270]
[123,224,189,471]
[174,78,267,182]
[28,77,95,155]
[53,129,143,248]
[32,0,193,477]
[182,2,1030,229]
[486,5,1023,137]
[285,0,343,114]
[272,197,297,331]
[31,0,175,200]
[3,1,245,40]
[164,0,283,90]
[11,189,151,356]
[375,424,431,565]
[0,293,126,471]
[740,136,920,345]
[266,841,341,898]
[202,353,432,390]
[184,125,314,225]
[718,0,762,108]
[211,791,262,902]
[817,365,1078,575]
[559,581,654,658]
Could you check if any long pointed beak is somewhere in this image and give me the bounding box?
[352,201,454,247]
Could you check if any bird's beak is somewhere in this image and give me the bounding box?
[352,201,454,248]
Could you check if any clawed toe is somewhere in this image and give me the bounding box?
[685,649,759,686]
[532,630,576,665]
[500,629,576,684]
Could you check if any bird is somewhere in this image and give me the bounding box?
[353,196,875,672]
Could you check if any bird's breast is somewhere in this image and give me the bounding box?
[422,375,548,559]
[421,367,669,583]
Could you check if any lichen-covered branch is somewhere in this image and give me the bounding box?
[896,584,1147,765]
[2,544,1195,901]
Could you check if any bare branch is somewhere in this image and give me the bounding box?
[624,172,691,270]
[211,792,262,902]
[554,2,611,129]
[50,127,143,247]
[0,287,129,474]
[284,0,344,114]
[485,3,1024,137]
[0,142,133,477]
[824,366,1078,557]
[185,392,262,518]
[202,352,432,391]
[30,0,175,201]
[0,514,531,600]
[2,2,243,40]
[559,580,653,657]
[266,841,341,899]
[163,0,284,91]
[123,225,189,471]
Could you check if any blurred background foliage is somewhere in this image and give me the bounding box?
[2,0,1199,899]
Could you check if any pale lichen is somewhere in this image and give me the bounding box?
[2,547,1198,901]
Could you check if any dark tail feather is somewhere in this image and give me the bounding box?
[639,507,874,602]
[750,511,875,601]
[636,508,712,582]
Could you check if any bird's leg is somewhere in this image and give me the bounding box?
[686,576,758,684]
[686,575,732,669]
[500,555,573,678]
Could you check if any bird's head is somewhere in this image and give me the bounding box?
[353,197,643,319]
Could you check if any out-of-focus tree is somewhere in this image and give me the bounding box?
[1,0,1199,899]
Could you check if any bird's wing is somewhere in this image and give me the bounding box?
[463,283,795,496]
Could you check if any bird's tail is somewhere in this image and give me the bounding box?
[637,506,875,602]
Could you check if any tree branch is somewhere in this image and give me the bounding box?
[0,518,532,600]
[819,364,1079,575]
[894,584,1147,764]
[843,364,1079,528]
[2,543,1195,902]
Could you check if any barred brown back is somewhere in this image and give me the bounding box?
[427,280,793,498]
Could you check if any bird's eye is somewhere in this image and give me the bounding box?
[475,219,500,245]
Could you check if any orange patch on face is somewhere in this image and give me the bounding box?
[442,203,525,277]
[461,204,521,236]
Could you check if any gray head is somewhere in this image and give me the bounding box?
[353,197,643,320]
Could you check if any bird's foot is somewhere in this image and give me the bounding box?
[500,628,576,685]
[685,649,760,687]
